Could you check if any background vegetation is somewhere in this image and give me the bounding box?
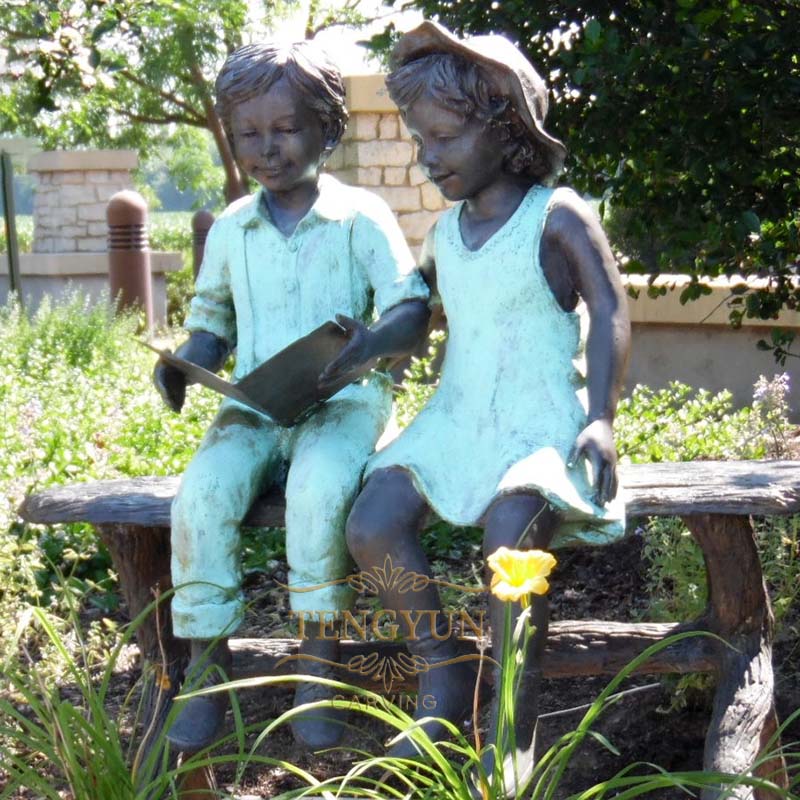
[374,0,800,339]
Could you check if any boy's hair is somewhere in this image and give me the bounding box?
[386,52,552,182]
[216,41,348,150]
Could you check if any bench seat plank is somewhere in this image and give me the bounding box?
[18,460,800,527]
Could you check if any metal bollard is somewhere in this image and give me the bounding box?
[191,209,215,281]
[107,190,153,330]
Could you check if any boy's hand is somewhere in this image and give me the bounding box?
[318,314,378,392]
[567,419,618,506]
[152,331,229,413]
[153,354,187,413]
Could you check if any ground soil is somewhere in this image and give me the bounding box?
[4,521,798,798]
[170,533,799,798]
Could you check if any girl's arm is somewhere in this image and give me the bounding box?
[540,190,631,505]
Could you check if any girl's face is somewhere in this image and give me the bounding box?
[404,92,507,202]
[230,77,328,198]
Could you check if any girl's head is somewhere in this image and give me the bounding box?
[386,22,566,185]
[215,41,348,152]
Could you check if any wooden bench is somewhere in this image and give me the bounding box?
[19,460,800,798]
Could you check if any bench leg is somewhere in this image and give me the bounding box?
[683,514,787,799]
[96,523,189,788]
[176,755,218,799]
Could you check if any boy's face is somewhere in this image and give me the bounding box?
[404,92,506,203]
[230,77,328,197]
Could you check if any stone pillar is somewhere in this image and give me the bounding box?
[7,150,182,324]
[29,150,139,254]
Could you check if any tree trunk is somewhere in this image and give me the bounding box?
[188,62,248,203]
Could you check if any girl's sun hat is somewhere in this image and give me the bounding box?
[390,20,567,179]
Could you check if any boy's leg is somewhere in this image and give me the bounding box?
[283,399,389,748]
[169,404,282,751]
[346,467,476,756]
[476,492,558,799]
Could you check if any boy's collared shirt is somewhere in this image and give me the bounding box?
[186,174,428,381]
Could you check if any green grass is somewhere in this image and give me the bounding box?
[0,292,219,667]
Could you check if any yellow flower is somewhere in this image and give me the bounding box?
[487,546,557,603]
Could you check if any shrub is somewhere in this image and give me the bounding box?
[615,379,791,463]
[0,292,218,664]
[0,214,33,254]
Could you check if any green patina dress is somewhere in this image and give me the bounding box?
[367,184,625,547]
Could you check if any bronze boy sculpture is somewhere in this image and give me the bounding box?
[345,21,630,797]
[153,40,431,753]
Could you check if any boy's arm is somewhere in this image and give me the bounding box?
[154,332,230,412]
[153,218,236,412]
[541,190,630,505]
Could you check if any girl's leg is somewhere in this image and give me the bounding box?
[478,492,558,798]
[346,467,475,755]
[169,405,282,752]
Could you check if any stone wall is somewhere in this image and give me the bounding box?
[326,74,447,255]
[29,150,139,253]
[7,149,181,324]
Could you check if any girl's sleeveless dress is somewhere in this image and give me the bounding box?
[366,185,625,547]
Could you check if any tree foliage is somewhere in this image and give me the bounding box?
[379,0,800,338]
[0,0,373,206]
[1,0,256,201]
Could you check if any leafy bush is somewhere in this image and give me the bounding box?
[0,213,33,253]
[615,379,791,463]
[394,328,445,428]
[148,211,192,254]
[147,211,203,327]
[0,292,218,664]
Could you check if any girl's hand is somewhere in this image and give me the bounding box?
[568,419,618,506]
[318,314,378,392]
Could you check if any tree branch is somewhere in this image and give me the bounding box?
[118,68,203,121]
[123,111,203,127]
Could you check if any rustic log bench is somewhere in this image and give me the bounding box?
[19,460,800,798]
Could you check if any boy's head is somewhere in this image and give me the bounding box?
[386,22,565,184]
[216,41,348,153]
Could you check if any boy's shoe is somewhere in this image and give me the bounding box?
[167,639,232,753]
[290,634,349,749]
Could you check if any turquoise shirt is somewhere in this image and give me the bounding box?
[186,174,429,382]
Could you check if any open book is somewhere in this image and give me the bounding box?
[143,321,354,427]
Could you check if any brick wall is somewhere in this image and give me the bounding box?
[327,74,448,255]
[29,150,137,253]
